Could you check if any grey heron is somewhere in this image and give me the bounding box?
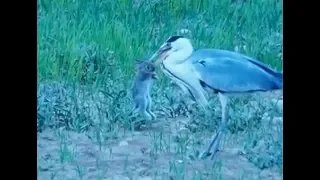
[149,35,283,160]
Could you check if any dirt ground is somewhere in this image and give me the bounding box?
[37,112,282,180]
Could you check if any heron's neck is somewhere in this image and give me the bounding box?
[160,47,209,107]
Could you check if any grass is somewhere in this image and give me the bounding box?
[37,0,283,179]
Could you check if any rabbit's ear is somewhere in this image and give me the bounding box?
[135,59,143,64]
[135,59,143,69]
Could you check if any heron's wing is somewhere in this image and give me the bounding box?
[190,49,282,93]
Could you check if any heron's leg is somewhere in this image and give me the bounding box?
[200,93,229,159]
[209,93,229,160]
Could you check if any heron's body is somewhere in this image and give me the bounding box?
[190,49,282,93]
[150,36,283,160]
[158,47,282,107]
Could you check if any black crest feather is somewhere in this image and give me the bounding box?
[166,35,184,43]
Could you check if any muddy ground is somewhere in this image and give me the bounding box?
[38,109,282,180]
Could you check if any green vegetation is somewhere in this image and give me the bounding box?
[37,0,283,179]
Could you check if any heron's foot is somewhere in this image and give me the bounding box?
[210,149,221,161]
[199,148,221,160]
[198,151,211,159]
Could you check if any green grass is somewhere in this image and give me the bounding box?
[37,0,283,179]
[38,0,282,83]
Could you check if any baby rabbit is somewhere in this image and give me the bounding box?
[130,60,158,120]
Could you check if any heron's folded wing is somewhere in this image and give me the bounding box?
[191,54,282,93]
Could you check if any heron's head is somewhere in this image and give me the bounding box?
[150,35,194,65]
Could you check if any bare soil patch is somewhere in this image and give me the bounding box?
[38,114,282,180]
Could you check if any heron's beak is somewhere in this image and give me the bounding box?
[150,43,172,65]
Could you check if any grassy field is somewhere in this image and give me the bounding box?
[37,0,283,179]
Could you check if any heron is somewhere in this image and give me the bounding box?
[148,35,283,160]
